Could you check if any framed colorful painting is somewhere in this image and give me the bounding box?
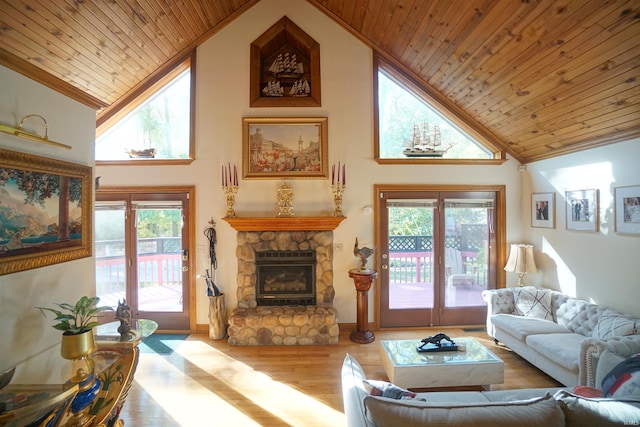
[0,148,92,275]
[242,117,328,179]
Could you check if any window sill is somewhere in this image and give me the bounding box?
[374,158,507,165]
[96,159,194,166]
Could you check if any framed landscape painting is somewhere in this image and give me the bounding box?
[565,189,599,232]
[242,117,328,179]
[531,192,555,228]
[0,148,92,275]
[614,185,640,235]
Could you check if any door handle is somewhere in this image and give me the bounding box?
[182,249,188,261]
[182,266,189,272]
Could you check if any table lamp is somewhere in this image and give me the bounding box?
[504,244,537,287]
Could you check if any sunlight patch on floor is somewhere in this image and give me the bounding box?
[134,353,261,426]
[175,341,347,427]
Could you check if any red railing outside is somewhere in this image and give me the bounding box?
[389,251,433,283]
[96,254,181,295]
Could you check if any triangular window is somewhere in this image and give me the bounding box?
[375,56,502,162]
[96,55,194,164]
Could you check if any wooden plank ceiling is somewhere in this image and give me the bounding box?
[0,0,638,163]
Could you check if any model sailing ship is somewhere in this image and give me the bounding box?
[289,79,310,96]
[125,130,156,158]
[403,122,452,157]
[269,52,304,78]
[262,51,310,97]
[262,80,284,96]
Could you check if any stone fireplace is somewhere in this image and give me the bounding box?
[224,217,345,346]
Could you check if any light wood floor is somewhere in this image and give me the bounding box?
[120,326,562,426]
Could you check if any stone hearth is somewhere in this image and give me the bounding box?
[225,223,342,346]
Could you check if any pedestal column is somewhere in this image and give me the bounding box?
[348,268,378,344]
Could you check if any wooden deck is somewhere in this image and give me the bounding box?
[390,281,486,309]
[100,284,183,312]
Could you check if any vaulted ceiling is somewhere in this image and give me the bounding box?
[1,0,638,163]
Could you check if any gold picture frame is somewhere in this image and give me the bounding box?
[242,117,328,179]
[0,148,92,275]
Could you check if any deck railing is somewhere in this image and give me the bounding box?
[388,235,484,284]
[95,237,182,295]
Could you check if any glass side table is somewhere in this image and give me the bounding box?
[0,319,157,427]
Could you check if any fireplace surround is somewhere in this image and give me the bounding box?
[224,217,345,345]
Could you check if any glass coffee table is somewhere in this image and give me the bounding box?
[380,337,504,389]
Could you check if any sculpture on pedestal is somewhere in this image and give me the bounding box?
[353,237,375,271]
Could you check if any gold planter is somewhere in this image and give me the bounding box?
[61,330,96,360]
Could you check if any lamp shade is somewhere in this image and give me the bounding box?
[504,244,537,274]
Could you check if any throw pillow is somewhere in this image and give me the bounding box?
[573,385,604,398]
[362,379,426,401]
[513,287,553,321]
[601,353,640,399]
[592,310,639,339]
[553,390,640,427]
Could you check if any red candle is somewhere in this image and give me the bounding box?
[337,161,341,184]
[221,165,224,187]
[234,165,238,186]
[343,164,346,186]
[331,164,335,185]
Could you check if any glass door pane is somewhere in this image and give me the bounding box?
[134,201,183,313]
[379,191,440,328]
[443,198,492,308]
[95,201,127,310]
[387,199,436,310]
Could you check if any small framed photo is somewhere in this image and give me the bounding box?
[566,189,599,232]
[242,117,328,179]
[531,192,555,228]
[614,185,640,235]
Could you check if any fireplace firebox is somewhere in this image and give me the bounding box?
[255,250,316,306]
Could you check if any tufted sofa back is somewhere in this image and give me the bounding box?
[552,293,609,336]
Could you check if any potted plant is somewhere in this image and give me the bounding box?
[38,296,113,359]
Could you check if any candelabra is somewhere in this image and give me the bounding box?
[223,185,238,218]
[331,183,345,217]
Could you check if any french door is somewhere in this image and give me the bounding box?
[95,189,193,331]
[376,185,504,328]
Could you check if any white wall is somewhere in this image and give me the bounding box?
[523,139,640,317]
[0,66,97,372]
[96,0,522,326]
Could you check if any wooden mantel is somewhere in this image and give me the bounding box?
[223,216,346,231]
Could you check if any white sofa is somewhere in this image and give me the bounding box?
[482,286,640,387]
[341,352,640,427]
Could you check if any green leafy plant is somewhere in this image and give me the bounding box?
[37,296,113,335]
